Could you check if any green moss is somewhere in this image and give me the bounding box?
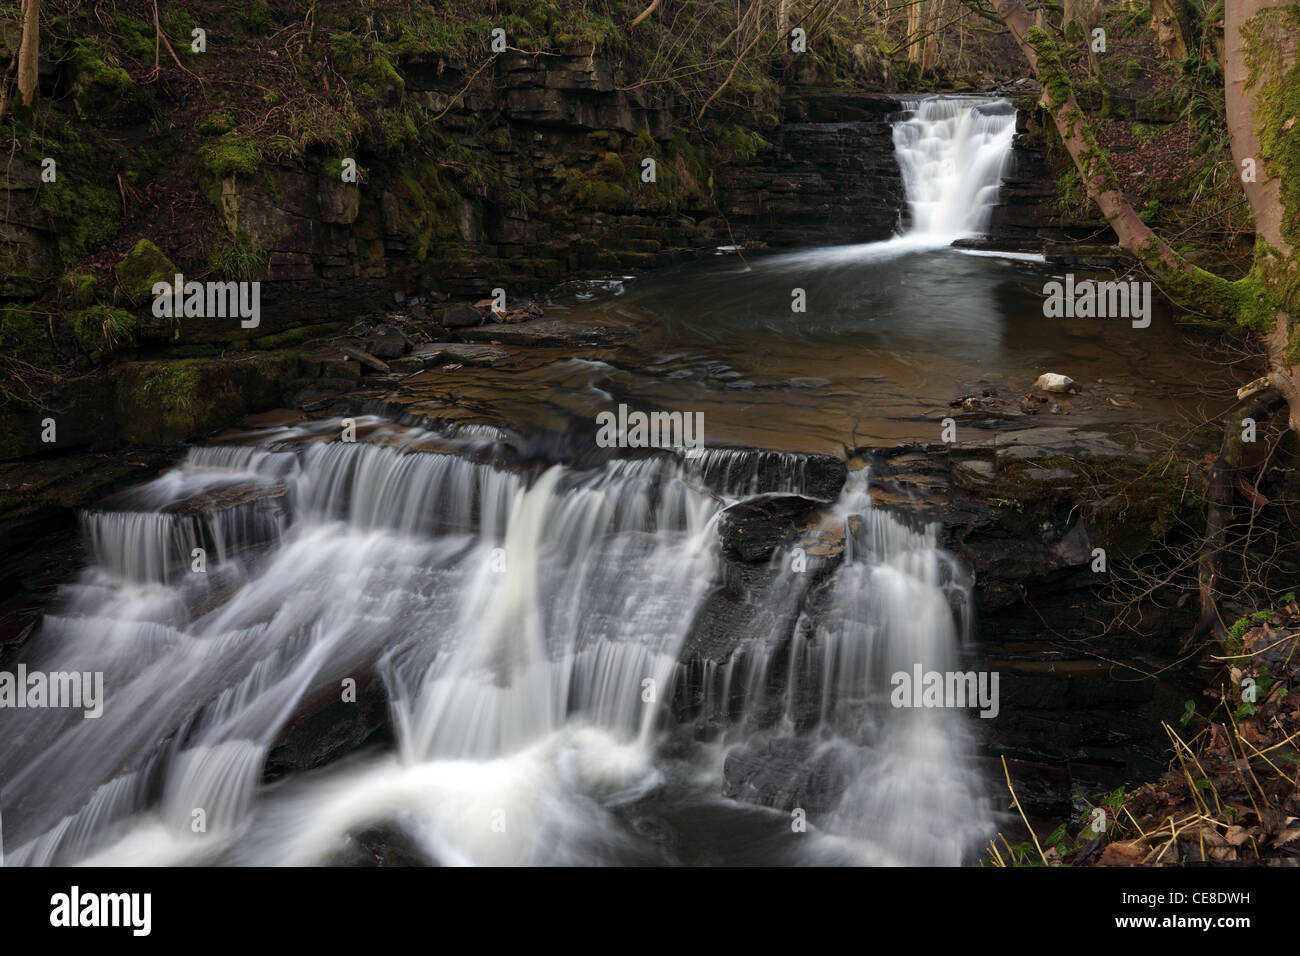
[197,110,237,136]
[199,133,260,179]
[251,324,344,350]
[117,362,203,444]
[1242,7,1300,271]
[709,124,772,164]
[161,7,199,52]
[598,152,626,181]
[564,177,631,211]
[67,38,132,105]
[1224,616,1251,657]
[0,306,54,366]
[38,173,121,267]
[236,0,274,36]
[112,14,157,60]
[392,155,463,260]
[376,106,420,151]
[60,272,98,308]
[71,305,136,354]
[1027,26,1072,111]
[327,33,405,105]
[114,239,179,304]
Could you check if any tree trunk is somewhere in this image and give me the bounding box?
[17,0,39,108]
[1225,1,1300,431]
[1150,0,1193,61]
[907,0,923,65]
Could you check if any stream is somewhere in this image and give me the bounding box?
[0,95,1240,867]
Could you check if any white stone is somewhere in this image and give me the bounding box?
[1034,373,1079,393]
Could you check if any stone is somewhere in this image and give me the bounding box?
[265,671,389,778]
[995,426,1131,461]
[113,239,178,304]
[363,334,410,360]
[1034,373,1080,393]
[722,736,853,815]
[391,343,508,371]
[957,459,995,480]
[716,494,825,563]
[440,305,483,329]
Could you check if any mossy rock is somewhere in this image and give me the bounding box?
[67,38,132,111]
[198,110,238,136]
[113,354,301,445]
[199,134,260,179]
[70,305,137,354]
[60,272,98,308]
[114,239,179,304]
[0,306,54,366]
[36,147,122,266]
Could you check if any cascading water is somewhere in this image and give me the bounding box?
[0,415,996,866]
[0,97,1015,866]
[892,96,1017,240]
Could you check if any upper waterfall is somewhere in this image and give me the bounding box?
[892,96,1017,240]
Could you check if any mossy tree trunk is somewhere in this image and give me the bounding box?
[1227,1,1300,425]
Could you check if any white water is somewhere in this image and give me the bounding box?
[0,96,1013,866]
[893,96,1018,240]
[0,417,994,866]
[757,94,1017,272]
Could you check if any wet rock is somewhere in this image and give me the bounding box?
[160,479,288,517]
[335,822,435,867]
[716,494,824,563]
[994,426,1134,463]
[722,736,853,815]
[457,317,635,347]
[391,343,509,373]
[264,671,389,779]
[956,459,995,481]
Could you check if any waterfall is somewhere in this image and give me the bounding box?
[892,96,1017,240]
[1,430,994,865]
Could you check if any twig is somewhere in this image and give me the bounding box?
[1000,755,1047,865]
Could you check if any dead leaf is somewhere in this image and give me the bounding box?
[1098,840,1147,866]
[1273,828,1300,847]
[1224,826,1253,846]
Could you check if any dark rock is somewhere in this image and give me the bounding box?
[264,671,389,778]
[335,822,435,866]
[716,494,825,563]
[722,736,853,815]
[363,334,411,360]
[440,305,483,329]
